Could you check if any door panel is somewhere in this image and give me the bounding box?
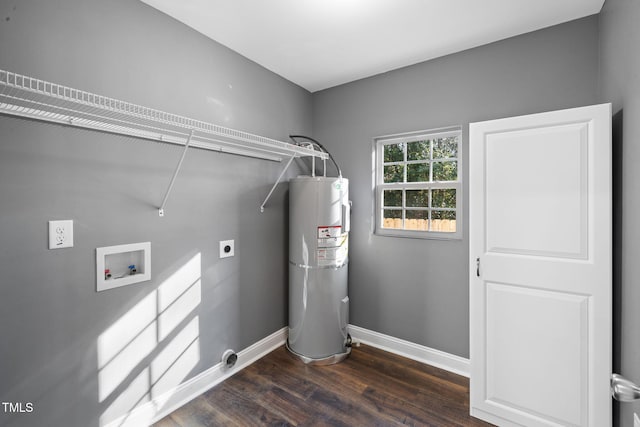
[486,283,588,426]
[485,123,588,259]
[469,104,611,427]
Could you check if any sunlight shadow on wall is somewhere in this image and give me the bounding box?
[98,253,202,427]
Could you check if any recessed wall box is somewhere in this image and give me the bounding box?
[96,242,151,292]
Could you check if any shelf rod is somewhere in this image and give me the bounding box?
[260,154,296,213]
[159,130,195,217]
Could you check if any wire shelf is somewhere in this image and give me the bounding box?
[0,69,327,162]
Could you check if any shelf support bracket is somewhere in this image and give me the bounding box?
[159,130,195,217]
[260,154,296,213]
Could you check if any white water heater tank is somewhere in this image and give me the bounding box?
[287,176,350,364]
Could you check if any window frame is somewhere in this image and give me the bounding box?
[374,126,463,240]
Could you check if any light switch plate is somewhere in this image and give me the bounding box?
[49,220,74,249]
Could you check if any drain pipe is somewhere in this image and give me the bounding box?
[221,349,238,371]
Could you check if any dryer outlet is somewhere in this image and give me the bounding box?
[220,240,234,258]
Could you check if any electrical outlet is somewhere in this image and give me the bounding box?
[219,240,234,258]
[48,220,73,249]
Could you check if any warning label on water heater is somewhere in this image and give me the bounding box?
[317,246,347,266]
[317,226,348,266]
[317,226,342,239]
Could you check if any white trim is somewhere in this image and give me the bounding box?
[104,327,287,427]
[376,126,463,143]
[348,324,470,377]
[105,324,469,427]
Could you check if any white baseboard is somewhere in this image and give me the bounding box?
[348,324,470,377]
[106,324,468,427]
[105,327,287,427]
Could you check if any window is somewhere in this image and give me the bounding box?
[374,127,462,239]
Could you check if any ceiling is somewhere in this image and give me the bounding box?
[140,0,605,93]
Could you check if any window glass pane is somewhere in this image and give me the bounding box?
[432,137,458,159]
[383,190,402,207]
[432,189,456,208]
[384,165,404,183]
[406,210,429,230]
[376,128,461,239]
[431,210,456,233]
[407,163,430,182]
[382,209,403,229]
[384,143,404,163]
[406,190,429,207]
[407,140,430,161]
[432,161,457,181]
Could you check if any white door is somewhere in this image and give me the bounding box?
[469,104,612,427]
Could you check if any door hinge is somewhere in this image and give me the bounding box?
[476,257,481,277]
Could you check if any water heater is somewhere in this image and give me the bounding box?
[287,175,351,364]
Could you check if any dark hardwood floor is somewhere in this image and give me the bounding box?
[153,344,494,426]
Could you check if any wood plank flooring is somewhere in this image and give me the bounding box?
[153,344,494,426]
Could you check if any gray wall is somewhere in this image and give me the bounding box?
[0,1,311,427]
[0,1,630,426]
[312,16,600,358]
[599,0,640,425]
